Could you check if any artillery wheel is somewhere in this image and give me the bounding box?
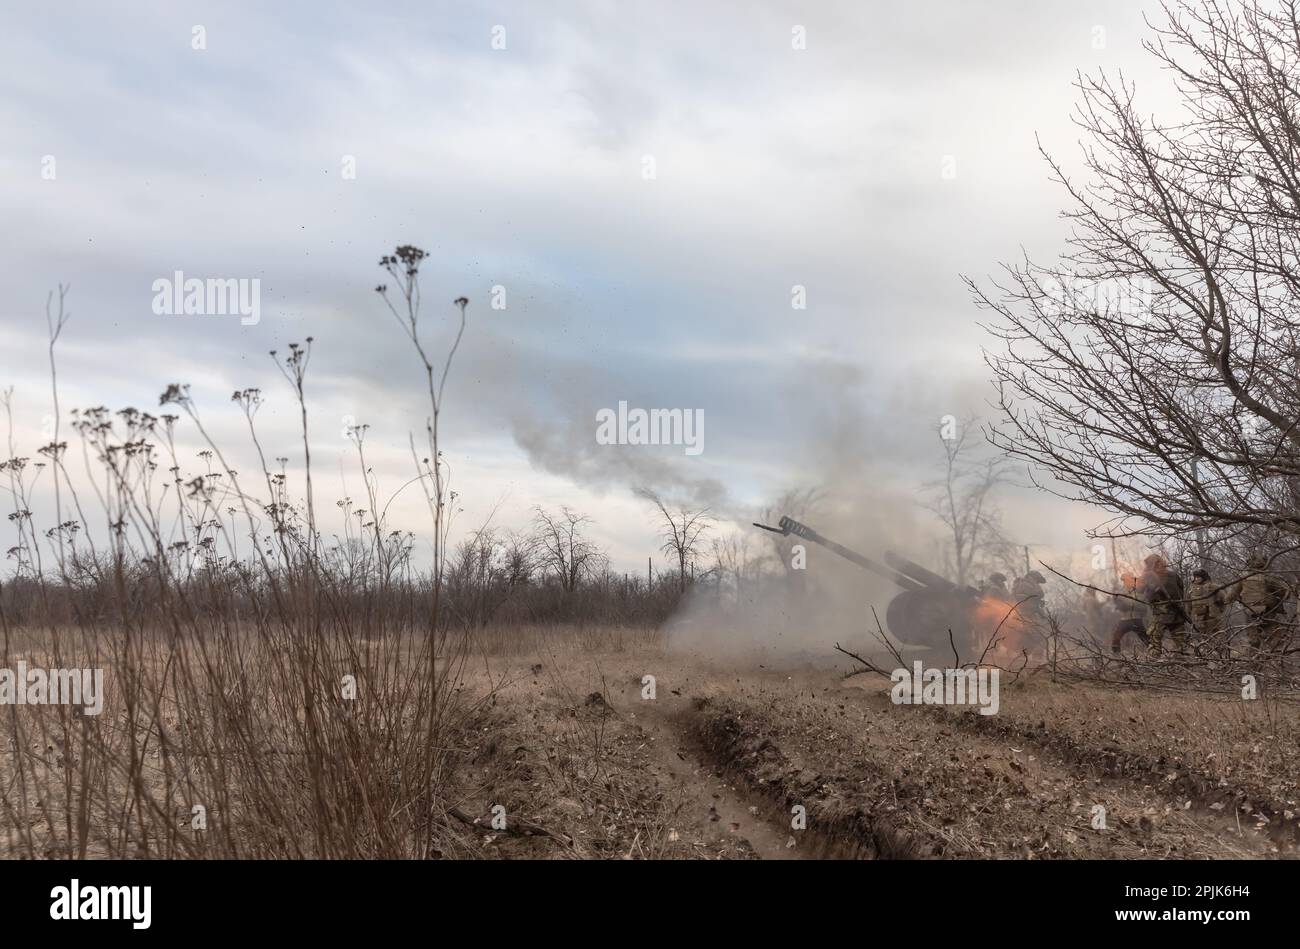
[885,589,974,656]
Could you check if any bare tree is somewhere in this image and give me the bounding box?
[500,528,535,588]
[531,506,605,593]
[923,416,1013,587]
[969,0,1300,569]
[638,489,714,592]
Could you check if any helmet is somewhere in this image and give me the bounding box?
[1143,554,1166,570]
[1026,570,1046,584]
[1247,553,1268,570]
[988,572,1007,584]
[1192,568,1209,581]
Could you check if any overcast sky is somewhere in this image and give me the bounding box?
[0,0,1177,573]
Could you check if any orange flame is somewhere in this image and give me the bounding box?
[971,594,1037,661]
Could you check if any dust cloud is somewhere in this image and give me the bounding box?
[664,470,942,668]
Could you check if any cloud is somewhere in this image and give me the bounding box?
[0,0,1166,569]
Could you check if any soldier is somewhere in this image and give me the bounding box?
[1236,553,1290,656]
[1108,572,1148,654]
[1141,554,1187,657]
[1186,568,1230,658]
[982,572,1010,599]
[1012,570,1047,619]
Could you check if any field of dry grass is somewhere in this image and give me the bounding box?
[3,620,1298,859]
[0,614,470,858]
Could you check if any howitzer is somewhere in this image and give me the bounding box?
[754,515,983,652]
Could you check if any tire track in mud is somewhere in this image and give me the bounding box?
[461,663,813,858]
[670,685,1273,859]
[625,698,804,859]
[919,702,1299,850]
[459,653,1286,858]
[622,688,915,858]
[683,697,919,859]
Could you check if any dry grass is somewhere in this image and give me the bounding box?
[0,253,484,859]
[0,618,688,860]
[0,618,479,858]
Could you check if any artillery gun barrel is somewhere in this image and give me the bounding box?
[770,517,925,592]
[883,552,965,595]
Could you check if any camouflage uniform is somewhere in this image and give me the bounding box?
[1012,571,1046,619]
[1236,556,1290,654]
[1141,558,1186,657]
[1186,573,1229,657]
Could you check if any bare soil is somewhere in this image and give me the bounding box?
[447,640,1299,859]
